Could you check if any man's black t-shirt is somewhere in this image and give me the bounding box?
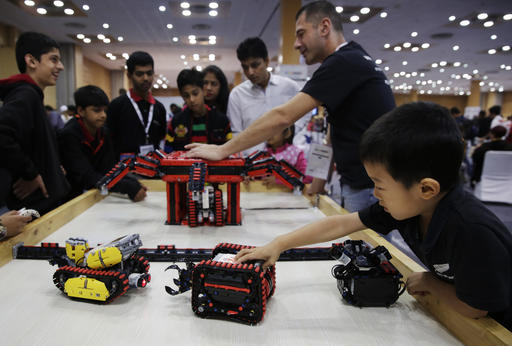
[359,186,512,330]
[107,90,167,159]
[301,41,396,189]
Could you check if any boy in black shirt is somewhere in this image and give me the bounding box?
[0,32,69,215]
[164,69,231,152]
[58,85,146,202]
[236,102,512,331]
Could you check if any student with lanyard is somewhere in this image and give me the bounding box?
[164,69,231,153]
[107,51,166,159]
[186,1,395,213]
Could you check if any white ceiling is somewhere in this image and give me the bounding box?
[1,0,511,95]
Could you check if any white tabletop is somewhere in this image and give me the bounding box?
[0,192,461,346]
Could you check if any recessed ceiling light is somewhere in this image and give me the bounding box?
[153,84,159,89]
[182,10,191,16]
[411,47,419,52]
[459,20,470,26]
[420,72,425,77]
[360,7,370,15]
[501,64,506,69]
[209,2,218,9]
[184,61,188,65]
[473,69,479,74]
[412,72,417,76]
[64,8,74,15]
[190,39,197,44]
[167,23,173,29]
[103,38,111,44]
[410,32,418,37]
[76,34,85,40]
[209,35,216,41]
[117,36,123,41]
[384,43,390,49]
[83,38,91,43]
[402,61,408,66]
[122,53,129,59]
[384,66,390,71]
[106,53,112,57]
[181,2,190,9]
[488,49,496,54]
[162,84,168,89]
[375,59,382,64]
[393,46,401,51]
[432,63,438,68]
[477,13,488,20]
[400,71,405,76]
[24,0,35,6]
[209,10,218,16]
[36,7,47,14]
[503,45,511,51]
[353,29,359,35]
[439,61,447,66]
[193,54,200,61]
[393,73,399,78]
[452,45,460,51]
[448,15,456,21]
[463,63,468,68]
[173,37,179,42]
[159,5,166,12]
[380,12,387,18]
[483,21,494,27]
[335,6,343,13]
[82,4,89,11]
[421,43,430,49]
[350,15,359,22]
[53,1,64,7]
[504,14,512,21]
[490,34,497,40]
[209,54,215,61]
[109,55,116,60]
[103,23,109,29]
[157,79,163,84]
[439,68,445,73]
[403,42,411,48]
[180,55,186,59]
[196,66,203,71]
[97,34,105,40]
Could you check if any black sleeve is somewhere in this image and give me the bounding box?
[57,130,103,190]
[0,88,39,180]
[358,202,400,235]
[471,146,486,182]
[301,53,371,111]
[451,224,510,312]
[111,173,142,200]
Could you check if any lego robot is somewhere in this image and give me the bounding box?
[50,234,150,303]
[96,150,305,227]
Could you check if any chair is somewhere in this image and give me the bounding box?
[474,151,512,204]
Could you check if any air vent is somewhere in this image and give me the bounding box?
[190,4,209,13]
[417,68,430,73]
[430,32,453,39]
[192,24,211,30]
[64,22,86,29]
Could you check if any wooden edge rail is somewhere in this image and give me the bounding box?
[304,193,512,346]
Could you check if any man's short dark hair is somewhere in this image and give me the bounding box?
[489,105,501,115]
[296,0,344,33]
[177,69,204,92]
[15,32,60,73]
[126,51,154,74]
[74,85,109,108]
[450,107,461,115]
[236,37,268,61]
[490,125,507,138]
[360,102,464,192]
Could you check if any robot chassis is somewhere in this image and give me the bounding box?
[96,150,305,227]
[44,234,150,303]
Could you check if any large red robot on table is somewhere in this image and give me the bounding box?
[96,150,304,227]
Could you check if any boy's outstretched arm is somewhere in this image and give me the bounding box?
[235,212,365,268]
[407,272,488,318]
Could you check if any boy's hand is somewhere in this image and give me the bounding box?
[234,243,281,269]
[406,271,434,296]
[132,185,148,202]
[13,175,48,200]
[1,210,32,237]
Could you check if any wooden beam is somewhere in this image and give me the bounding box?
[307,193,512,345]
[0,189,104,267]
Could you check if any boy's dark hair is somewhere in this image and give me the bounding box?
[203,65,230,113]
[74,85,109,108]
[15,32,60,73]
[236,37,268,61]
[296,0,343,33]
[450,107,461,115]
[490,125,507,138]
[489,105,501,115]
[360,102,464,192]
[177,69,204,92]
[126,51,154,74]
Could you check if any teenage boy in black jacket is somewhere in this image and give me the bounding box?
[58,85,147,202]
[0,32,69,215]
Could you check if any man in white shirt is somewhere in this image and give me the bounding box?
[228,37,308,156]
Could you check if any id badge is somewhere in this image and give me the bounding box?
[139,144,155,155]
[306,143,333,180]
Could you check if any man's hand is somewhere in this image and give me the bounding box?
[406,271,434,296]
[13,175,48,200]
[184,143,228,161]
[234,242,282,269]
[132,185,148,202]
[0,210,32,237]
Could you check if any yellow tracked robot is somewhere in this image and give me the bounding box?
[51,234,151,303]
